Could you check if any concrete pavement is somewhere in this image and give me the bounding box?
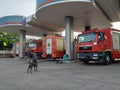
[0,58,120,90]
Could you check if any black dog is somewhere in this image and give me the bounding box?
[27,58,38,73]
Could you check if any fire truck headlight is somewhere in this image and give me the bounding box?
[93,54,98,56]
[77,54,80,58]
[93,57,98,59]
[93,54,98,59]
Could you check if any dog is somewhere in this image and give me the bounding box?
[27,57,38,73]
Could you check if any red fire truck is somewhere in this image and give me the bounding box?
[76,28,120,65]
[27,40,42,58]
[14,40,42,58]
[42,35,65,59]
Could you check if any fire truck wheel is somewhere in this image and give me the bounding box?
[83,60,89,64]
[103,53,111,65]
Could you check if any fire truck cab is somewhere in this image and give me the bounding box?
[27,40,42,58]
[76,28,120,65]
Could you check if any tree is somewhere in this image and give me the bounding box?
[0,31,19,51]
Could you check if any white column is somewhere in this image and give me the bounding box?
[19,30,26,58]
[65,16,74,60]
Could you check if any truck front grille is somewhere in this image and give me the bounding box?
[79,46,92,50]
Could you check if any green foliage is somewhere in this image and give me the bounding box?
[0,31,19,50]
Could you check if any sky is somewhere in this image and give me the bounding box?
[0,0,36,17]
[0,0,120,38]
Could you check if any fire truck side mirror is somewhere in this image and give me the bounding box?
[98,32,105,41]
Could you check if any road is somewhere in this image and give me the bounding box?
[0,58,120,90]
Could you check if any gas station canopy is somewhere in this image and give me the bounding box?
[0,0,120,35]
[0,15,62,36]
[35,0,120,32]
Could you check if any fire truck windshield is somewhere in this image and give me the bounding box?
[78,33,96,43]
[28,43,36,48]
